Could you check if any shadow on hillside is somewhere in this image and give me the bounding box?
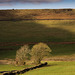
[21,21,75,55]
[11,20,75,42]
[0,12,75,56]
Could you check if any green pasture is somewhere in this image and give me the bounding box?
[22,61,75,75]
[0,61,75,75]
[0,44,75,59]
[0,20,75,59]
[0,20,75,42]
[0,64,33,71]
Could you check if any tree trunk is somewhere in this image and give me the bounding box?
[34,58,41,65]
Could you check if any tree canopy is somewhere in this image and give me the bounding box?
[31,42,52,64]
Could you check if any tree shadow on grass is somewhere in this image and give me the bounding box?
[44,64,58,67]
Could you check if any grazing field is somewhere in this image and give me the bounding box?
[0,20,75,42]
[0,61,75,75]
[0,9,75,75]
[0,44,75,59]
[22,61,75,75]
[0,64,33,71]
[0,20,75,59]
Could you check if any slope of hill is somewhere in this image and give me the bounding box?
[0,9,75,59]
[0,20,75,58]
[0,9,75,20]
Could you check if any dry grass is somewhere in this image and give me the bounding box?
[0,9,75,20]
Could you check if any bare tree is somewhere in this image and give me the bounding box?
[16,45,30,65]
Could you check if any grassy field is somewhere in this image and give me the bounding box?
[0,20,75,42]
[0,20,75,59]
[0,61,75,75]
[0,20,75,75]
[0,64,33,71]
[0,44,75,59]
[22,61,75,75]
[0,9,75,75]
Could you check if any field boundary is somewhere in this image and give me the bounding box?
[0,42,75,47]
[0,19,75,21]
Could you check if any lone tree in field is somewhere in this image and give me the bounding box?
[31,43,52,64]
[16,45,30,65]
